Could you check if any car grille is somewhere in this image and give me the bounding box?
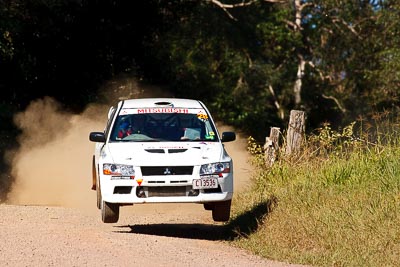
[147,186,187,197]
[141,166,193,176]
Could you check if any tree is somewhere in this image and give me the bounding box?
[148,1,297,138]
[206,0,400,131]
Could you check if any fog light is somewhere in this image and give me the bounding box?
[188,189,199,196]
[136,187,146,198]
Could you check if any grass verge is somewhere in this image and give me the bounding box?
[228,121,400,267]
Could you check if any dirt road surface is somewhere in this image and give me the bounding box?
[0,203,306,267]
[1,123,305,267]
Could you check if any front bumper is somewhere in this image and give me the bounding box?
[100,173,233,204]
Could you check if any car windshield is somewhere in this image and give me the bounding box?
[109,109,218,142]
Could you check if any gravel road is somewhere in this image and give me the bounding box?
[0,203,306,267]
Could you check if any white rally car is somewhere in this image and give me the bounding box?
[89,98,236,223]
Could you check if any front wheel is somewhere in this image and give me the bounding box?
[96,181,101,210]
[101,201,120,223]
[203,203,214,210]
[212,200,231,222]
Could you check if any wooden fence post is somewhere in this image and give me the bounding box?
[264,127,280,167]
[285,110,305,156]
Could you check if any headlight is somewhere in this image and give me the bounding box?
[200,162,230,176]
[103,163,135,176]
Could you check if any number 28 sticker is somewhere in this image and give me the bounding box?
[197,113,208,121]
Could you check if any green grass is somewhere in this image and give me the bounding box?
[228,123,400,267]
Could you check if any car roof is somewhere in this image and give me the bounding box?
[120,98,204,109]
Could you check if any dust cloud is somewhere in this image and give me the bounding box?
[5,77,253,209]
[6,97,106,209]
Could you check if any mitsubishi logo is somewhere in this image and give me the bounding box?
[163,167,173,175]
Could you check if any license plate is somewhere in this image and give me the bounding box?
[192,178,218,189]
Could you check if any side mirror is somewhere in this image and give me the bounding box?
[221,132,236,142]
[89,132,106,143]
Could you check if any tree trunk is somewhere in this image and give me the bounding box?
[292,0,306,107]
[294,54,306,106]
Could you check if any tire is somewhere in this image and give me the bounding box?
[212,200,231,222]
[203,203,214,211]
[91,156,97,190]
[96,180,101,210]
[101,201,120,223]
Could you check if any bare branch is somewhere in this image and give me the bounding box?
[243,50,253,68]
[207,0,243,20]
[322,94,347,113]
[209,0,285,8]
[331,17,362,39]
[268,85,285,119]
[307,61,325,80]
[234,74,245,94]
[284,19,297,29]
[262,0,286,4]
[208,0,285,20]
[208,0,257,9]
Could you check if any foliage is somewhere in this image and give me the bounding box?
[365,1,400,108]
[150,2,293,138]
[1,0,400,139]
[306,121,360,156]
[0,0,173,110]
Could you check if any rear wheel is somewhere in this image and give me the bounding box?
[101,201,120,223]
[212,200,231,222]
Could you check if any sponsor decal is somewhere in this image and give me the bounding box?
[197,112,208,121]
[138,108,189,114]
[120,108,206,115]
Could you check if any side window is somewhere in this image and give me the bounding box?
[110,115,135,141]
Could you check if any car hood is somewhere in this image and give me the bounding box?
[102,142,227,166]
